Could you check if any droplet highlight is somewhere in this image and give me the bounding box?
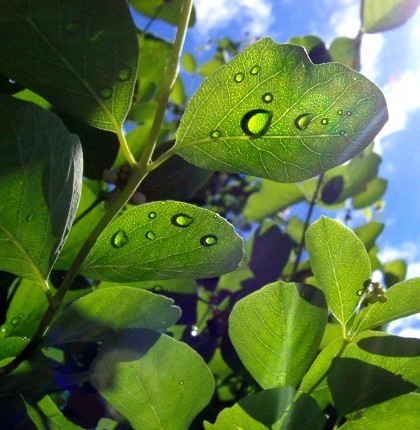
[321,118,329,125]
[250,65,261,75]
[200,234,218,247]
[118,67,131,82]
[241,109,273,137]
[171,214,194,228]
[210,130,222,138]
[347,111,352,116]
[153,285,163,293]
[339,130,346,136]
[337,109,343,115]
[294,113,313,131]
[146,231,156,240]
[179,381,185,385]
[99,87,113,99]
[261,92,273,104]
[111,229,129,248]
[148,212,157,219]
[234,72,244,83]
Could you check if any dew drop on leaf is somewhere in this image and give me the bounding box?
[26,214,35,222]
[337,109,343,115]
[179,381,185,385]
[171,214,194,228]
[261,92,273,103]
[99,87,113,99]
[347,111,352,116]
[111,229,129,248]
[321,118,329,125]
[118,67,131,82]
[11,318,20,327]
[340,130,346,136]
[148,212,157,219]
[8,78,15,84]
[200,234,218,247]
[153,285,163,293]
[210,130,222,138]
[18,313,23,318]
[241,109,273,137]
[294,113,313,131]
[233,72,244,83]
[191,325,198,336]
[145,231,156,240]
[250,65,261,75]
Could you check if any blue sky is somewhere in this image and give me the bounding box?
[133,1,420,335]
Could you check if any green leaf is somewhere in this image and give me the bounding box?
[288,35,331,64]
[363,0,420,33]
[341,393,420,429]
[175,38,388,183]
[0,95,82,284]
[352,177,388,209]
[90,329,214,430]
[45,286,180,345]
[24,394,83,430]
[243,181,305,221]
[383,259,407,287]
[0,337,30,362]
[81,201,244,281]
[0,0,138,130]
[229,282,328,389]
[354,221,384,251]
[329,37,361,70]
[357,278,420,332]
[306,217,371,329]
[182,52,197,73]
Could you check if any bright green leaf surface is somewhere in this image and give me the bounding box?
[0,95,82,284]
[82,201,244,282]
[243,181,305,221]
[0,0,138,130]
[229,282,328,389]
[354,221,384,251]
[363,0,420,33]
[45,287,180,345]
[0,337,30,362]
[306,217,371,329]
[329,37,361,70]
[352,177,388,209]
[341,393,420,429]
[90,329,214,430]
[357,278,420,332]
[176,38,388,183]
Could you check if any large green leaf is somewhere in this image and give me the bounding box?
[45,286,180,345]
[363,0,420,33]
[329,37,361,70]
[341,393,420,429]
[306,217,371,330]
[354,221,384,251]
[352,177,387,209]
[81,201,244,281]
[0,95,82,284]
[357,278,420,332]
[229,282,328,389]
[175,38,387,183]
[0,0,138,131]
[90,329,214,430]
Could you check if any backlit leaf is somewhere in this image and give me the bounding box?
[176,38,388,183]
[352,177,388,209]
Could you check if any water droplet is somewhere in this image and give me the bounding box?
[294,113,313,131]
[20,336,28,341]
[11,318,20,327]
[8,78,15,84]
[234,72,244,83]
[200,234,218,247]
[18,313,23,318]
[0,326,6,333]
[148,212,157,219]
[64,22,79,33]
[99,87,113,99]
[337,109,343,115]
[179,381,185,385]
[261,92,273,104]
[26,214,35,222]
[191,325,198,337]
[356,288,365,296]
[339,130,346,136]
[241,109,272,137]
[347,111,352,116]
[146,231,156,240]
[321,118,329,125]
[153,285,163,293]
[111,229,129,248]
[210,130,222,138]
[118,67,131,82]
[250,65,260,75]
[171,214,194,228]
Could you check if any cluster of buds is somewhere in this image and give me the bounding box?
[102,165,146,206]
[357,278,387,306]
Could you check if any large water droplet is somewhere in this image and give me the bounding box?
[321,118,329,125]
[241,109,273,137]
[146,231,156,240]
[261,92,273,104]
[250,65,261,75]
[111,229,129,248]
[294,113,313,131]
[171,214,194,228]
[148,212,157,219]
[99,87,113,99]
[200,234,218,247]
[234,72,244,83]
[210,130,222,138]
[26,214,35,222]
[118,67,131,82]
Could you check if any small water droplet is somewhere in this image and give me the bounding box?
[11,318,20,327]
[241,109,272,137]
[118,67,131,82]
[99,87,113,99]
[261,92,273,103]
[234,72,244,83]
[191,325,198,337]
[179,381,185,385]
[250,65,260,75]
[20,336,28,341]
[200,234,218,247]
[294,113,313,131]
[146,231,156,240]
[171,214,194,228]
[210,130,222,138]
[8,78,16,84]
[339,130,346,136]
[0,326,6,333]
[337,109,343,115]
[26,214,35,222]
[347,111,352,116]
[18,313,23,318]
[64,22,79,33]
[153,285,163,293]
[321,118,329,125]
[111,229,129,248]
[356,288,365,296]
[148,212,157,219]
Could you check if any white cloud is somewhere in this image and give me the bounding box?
[360,33,384,81]
[329,1,360,39]
[379,241,420,278]
[194,0,274,37]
